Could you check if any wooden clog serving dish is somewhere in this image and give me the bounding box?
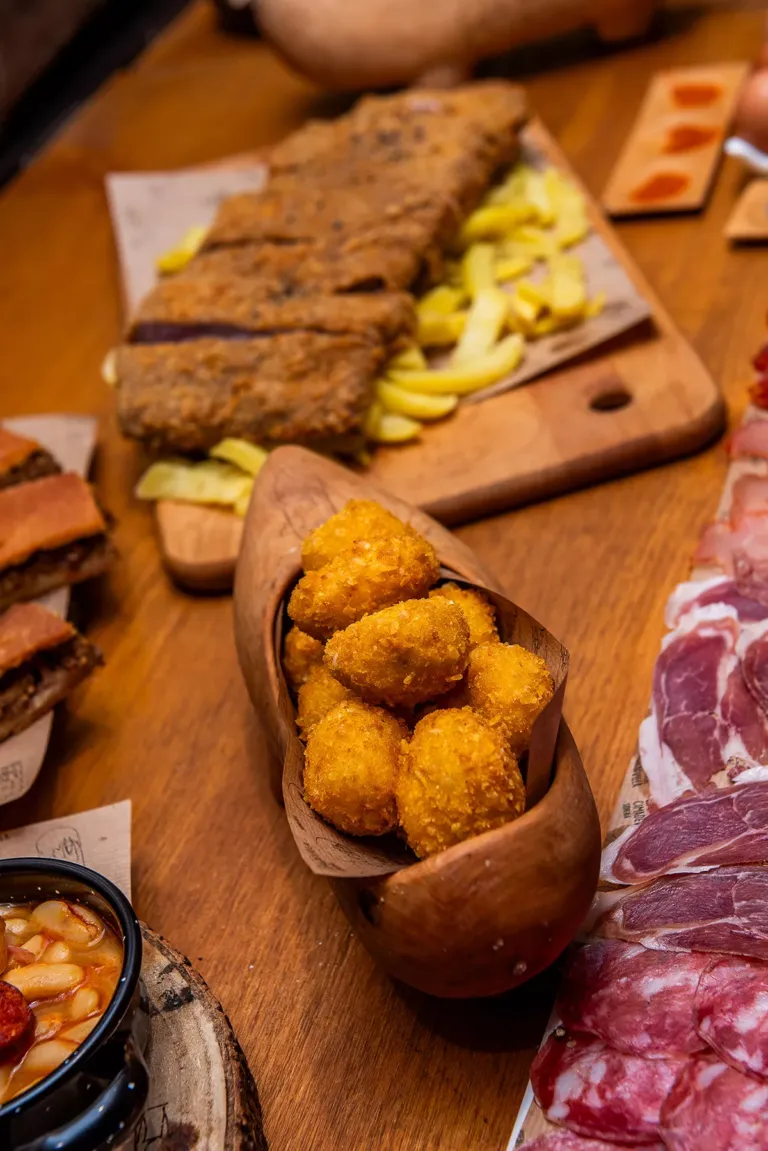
[233,447,601,997]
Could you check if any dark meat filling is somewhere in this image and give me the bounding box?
[0,535,114,612]
[0,452,61,491]
[131,322,253,344]
[0,636,102,736]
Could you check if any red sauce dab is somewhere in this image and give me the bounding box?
[664,124,718,153]
[631,171,690,204]
[672,82,721,108]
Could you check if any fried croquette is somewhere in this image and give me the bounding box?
[324,597,470,708]
[429,582,499,649]
[288,533,439,640]
[296,664,355,740]
[467,642,554,755]
[282,626,324,691]
[301,499,415,571]
[303,699,406,835]
[396,708,525,858]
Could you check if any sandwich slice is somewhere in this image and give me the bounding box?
[0,472,116,611]
[0,603,102,743]
[0,427,61,490]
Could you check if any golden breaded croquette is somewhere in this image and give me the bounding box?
[288,534,439,640]
[282,626,324,691]
[301,499,415,571]
[303,699,406,836]
[296,664,355,741]
[397,708,525,858]
[325,597,470,708]
[429,582,499,649]
[467,642,554,755]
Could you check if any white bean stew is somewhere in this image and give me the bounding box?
[0,899,123,1104]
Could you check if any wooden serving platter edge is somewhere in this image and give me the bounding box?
[156,117,724,590]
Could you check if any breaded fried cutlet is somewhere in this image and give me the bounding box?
[269,82,527,184]
[129,278,415,347]
[115,332,385,452]
[114,82,529,453]
[204,182,460,255]
[184,239,424,295]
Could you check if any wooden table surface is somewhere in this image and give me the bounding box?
[0,5,765,1148]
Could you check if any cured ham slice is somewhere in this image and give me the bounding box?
[521,1134,664,1151]
[660,1057,768,1151]
[665,577,768,628]
[638,605,768,806]
[601,782,768,884]
[530,1031,683,1145]
[730,418,768,461]
[738,619,768,712]
[695,956,768,1079]
[596,865,768,960]
[556,940,708,1057]
[694,474,768,599]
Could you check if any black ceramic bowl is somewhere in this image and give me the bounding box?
[0,859,149,1151]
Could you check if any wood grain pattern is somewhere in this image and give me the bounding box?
[140,925,266,1148]
[233,447,600,997]
[0,4,766,1148]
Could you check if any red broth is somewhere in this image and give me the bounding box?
[0,899,123,1104]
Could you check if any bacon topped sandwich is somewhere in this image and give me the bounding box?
[0,603,102,743]
[0,427,60,490]
[0,472,116,611]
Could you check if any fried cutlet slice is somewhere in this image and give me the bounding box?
[0,427,61,490]
[266,83,527,217]
[115,333,385,452]
[204,181,460,254]
[0,603,103,744]
[129,277,415,347]
[183,239,422,294]
[0,473,116,611]
[269,82,527,180]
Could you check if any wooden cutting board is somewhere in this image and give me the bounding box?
[156,119,723,592]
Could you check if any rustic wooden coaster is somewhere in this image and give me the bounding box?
[602,62,749,216]
[139,925,266,1150]
[725,178,768,241]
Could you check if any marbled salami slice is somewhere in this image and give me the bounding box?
[695,956,768,1079]
[557,941,709,1058]
[530,1030,684,1145]
[521,1133,664,1150]
[660,1056,768,1150]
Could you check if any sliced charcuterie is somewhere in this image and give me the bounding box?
[596,866,768,960]
[521,1133,664,1150]
[638,606,768,806]
[660,1056,768,1150]
[738,619,768,713]
[665,577,768,628]
[601,782,768,884]
[695,956,768,1079]
[0,979,33,1058]
[556,940,708,1057]
[530,1030,684,1145]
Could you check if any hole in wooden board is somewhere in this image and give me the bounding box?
[589,387,633,412]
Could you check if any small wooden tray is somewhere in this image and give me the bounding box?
[140,925,266,1148]
[155,118,724,591]
[725,178,768,241]
[602,62,748,216]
